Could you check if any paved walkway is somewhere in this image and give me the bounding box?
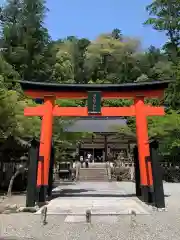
[1,183,180,240]
[36,182,150,216]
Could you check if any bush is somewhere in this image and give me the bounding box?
[114,167,131,181]
[163,167,180,183]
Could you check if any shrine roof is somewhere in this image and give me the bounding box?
[64,117,127,133]
[18,80,171,92]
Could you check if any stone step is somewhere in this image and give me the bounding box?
[79,170,107,175]
[79,174,108,177]
[80,171,107,175]
[79,175,108,178]
[78,179,109,182]
[88,163,107,168]
[80,168,107,170]
[79,167,108,181]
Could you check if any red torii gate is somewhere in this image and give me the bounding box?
[19,80,170,204]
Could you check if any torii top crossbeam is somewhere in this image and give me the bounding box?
[19,80,170,117]
[19,80,170,99]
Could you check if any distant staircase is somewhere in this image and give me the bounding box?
[79,163,109,182]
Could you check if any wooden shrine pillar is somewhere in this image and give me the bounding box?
[133,145,141,197]
[26,139,39,207]
[47,144,55,199]
[149,140,165,208]
[134,96,153,202]
[37,96,54,204]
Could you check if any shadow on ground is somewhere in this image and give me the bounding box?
[0,191,26,197]
[52,188,94,199]
[51,183,170,200]
[53,181,75,188]
[51,188,138,199]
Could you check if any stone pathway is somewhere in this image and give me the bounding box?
[36,182,150,216]
[1,183,180,239]
[36,197,150,216]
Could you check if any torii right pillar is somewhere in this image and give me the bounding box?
[134,96,153,203]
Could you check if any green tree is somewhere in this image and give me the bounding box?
[52,37,90,84]
[145,0,180,61]
[148,110,180,160]
[84,33,141,83]
[165,62,180,109]
[134,46,172,81]
[74,38,90,84]
[0,0,51,82]
[0,54,20,89]
[0,87,41,139]
[0,0,24,72]
[53,40,75,83]
[19,0,50,81]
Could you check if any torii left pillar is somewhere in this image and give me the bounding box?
[37,96,54,205]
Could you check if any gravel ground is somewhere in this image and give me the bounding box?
[0,194,26,213]
[0,183,180,240]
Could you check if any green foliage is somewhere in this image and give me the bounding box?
[0,87,41,139]
[0,54,20,89]
[0,0,179,162]
[165,62,180,109]
[144,0,180,61]
[103,99,132,107]
[0,0,52,82]
[56,99,83,107]
[115,110,180,160]
[148,111,180,159]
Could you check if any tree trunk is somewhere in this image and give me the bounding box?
[7,167,25,197]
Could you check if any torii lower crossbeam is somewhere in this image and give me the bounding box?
[25,106,165,117]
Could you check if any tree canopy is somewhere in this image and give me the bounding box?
[0,0,180,161]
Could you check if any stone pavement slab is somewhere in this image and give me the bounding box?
[52,181,133,196]
[1,183,180,240]
[64,215,119,223]
[36,182,150,215]
[36,196,150,215]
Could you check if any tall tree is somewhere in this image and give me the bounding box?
[75,38,90,83]
[144,0,180,62]
[18,0,50,81]
[53,37,90,83]
[0,0,51,82]
[84,34,141,83]
[144,0,180,110]
[0,0,23,71]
